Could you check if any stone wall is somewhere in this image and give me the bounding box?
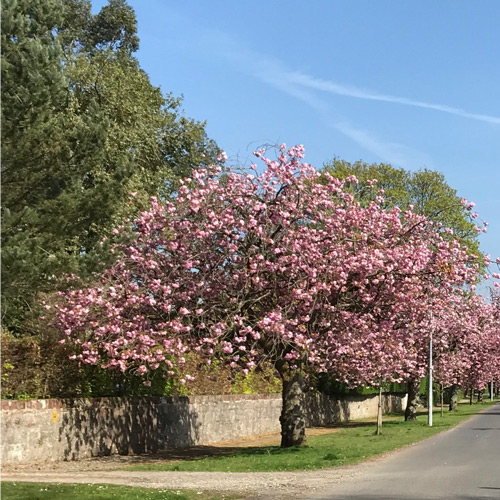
[1,392,406,464]
[305,392,407,426]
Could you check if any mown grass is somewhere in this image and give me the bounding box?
[125,401,498,472]
[0,482,240,500]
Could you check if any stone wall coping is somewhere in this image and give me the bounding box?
[1,391,406,411]
[1,393,282,411]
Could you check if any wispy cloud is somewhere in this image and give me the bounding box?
[287,73,500,125]
[170,21,488,167]
[214,41,433,169]
[332,122,433,170]
[203,28,500,127]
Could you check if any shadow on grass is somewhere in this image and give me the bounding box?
[128,411,454,467]
[123,417,405,465]
[321,421,381,429]
[117,442,312,465]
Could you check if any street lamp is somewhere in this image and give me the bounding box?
[428,312,433,427]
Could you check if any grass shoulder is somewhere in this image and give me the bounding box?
[1,482,241,500]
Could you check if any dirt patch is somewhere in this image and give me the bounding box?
[210,426,340,448]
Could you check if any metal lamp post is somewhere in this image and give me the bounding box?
[428,314,433,427]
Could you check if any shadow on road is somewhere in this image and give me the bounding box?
[471,428,500,430]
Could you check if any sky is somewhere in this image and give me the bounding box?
[94,0,500,289]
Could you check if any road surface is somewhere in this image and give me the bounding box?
[313,403,500,500]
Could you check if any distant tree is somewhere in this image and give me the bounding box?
[323,159,481,257]
[323,159,484,420]
[1,0,219,333]
[434,292,500,398]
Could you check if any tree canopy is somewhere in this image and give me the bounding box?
[51,145,500,446]
[1,0,219,333]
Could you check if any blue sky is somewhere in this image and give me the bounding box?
[95,0,499,286]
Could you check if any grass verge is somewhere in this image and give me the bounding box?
[125,401,498,472]
[0,482,240,500]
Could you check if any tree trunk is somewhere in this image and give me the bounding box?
[469,389,473,405]
[278,363,307,447]
[477,388,483,403]
[376,385,383,435]
[448,384,458,411]
[405,378,420,421]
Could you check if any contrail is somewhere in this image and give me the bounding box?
[175,19,500,126]
[288,73,500,125]
[218,44,433,169]
[170,20,495,166]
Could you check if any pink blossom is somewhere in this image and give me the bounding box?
[137,365,148,375]
[50,143,498,399]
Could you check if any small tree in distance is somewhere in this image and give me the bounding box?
[52,145,489,447]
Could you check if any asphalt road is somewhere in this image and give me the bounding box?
[313,403,500,500]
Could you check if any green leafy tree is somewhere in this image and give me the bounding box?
[2,0,73,330]
[1,0,219,334]
[323,159,481,257]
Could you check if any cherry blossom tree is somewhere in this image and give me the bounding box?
[401,253,500,417]
[51,145,493,446]
[438,294,500,399]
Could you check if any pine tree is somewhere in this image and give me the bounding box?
[1,0,219,333]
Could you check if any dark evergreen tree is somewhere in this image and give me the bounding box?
[1,0,219,333]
